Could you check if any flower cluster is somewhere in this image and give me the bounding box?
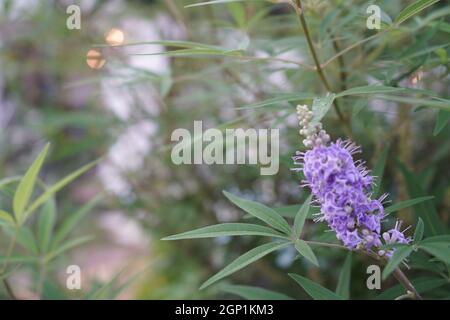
[293,105,410,254]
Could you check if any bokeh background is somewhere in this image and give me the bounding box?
[0,0,449,299]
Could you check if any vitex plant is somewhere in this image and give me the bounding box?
[160,0,450,300]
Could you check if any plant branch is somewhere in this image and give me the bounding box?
[292,0,351,136]
[305,240,422,299]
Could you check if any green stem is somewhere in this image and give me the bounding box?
[293,0,351,136]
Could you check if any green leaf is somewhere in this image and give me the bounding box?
[311,93,336,126]
[45,236,93,262]
[397,162,444,235]
[162,223,287,240]
[335,252,352,299]
[289,273,344,300]
[13,143,50,225]
[395,0,441,25]
[433,110,450,135]
[52,195,102,248]
[293,195,312,238]
[376,276,447,300]
[0,210,14,224]
[37,197,56,253]
[200,241,290,290]
[294,240,319,267]
[413,218,424,243]
[22,160,99,224]
[372,144,390,198]
[223,191,291,234]
[382,246,413,280]
[0,176,21,190]
[185,0,260,8]
[419,242,450,264]
[376,95,450,112]
[237,93,314,110]
[384,196,435,216]
[220,284,294,300]
[337,85,404,97]
[420,235,450,244]
[6,226,40,255]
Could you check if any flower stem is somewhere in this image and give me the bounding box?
[305,240,422,299]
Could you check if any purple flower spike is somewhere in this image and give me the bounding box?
[294,104,412,257]
[294,139,385,250]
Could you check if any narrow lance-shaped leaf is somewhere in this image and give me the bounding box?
[336,85,404,97]
[433,109,450,136]
[45,236,93,262]
[395,0,441,25]
[223,191,291,235]
[372,144,390,198]
[220,284,294,300]
[382,246,413,280]
[14,143,50,225]
[413,218,424,244]
[311,93,336,126]
[52,195,102,248]
[384,196,434,216]
[289,273,344,300]
[200,241,290,290]
[335,252,352,299]
[294,239,319,267]
[396,161,444,235]
[419,242,450,265]
[22,160,99,225]
[0,210,14,224]
[37,197,56,253]
[293,195,312,238]
[162,223,287,240]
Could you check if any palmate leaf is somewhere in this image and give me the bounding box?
[289,274,344,300]
[200,241,290,290]
[220,284,294,300]
[162,223,287,240]
[223,191,291,235]
[293,195,312,238]
[395,0,441,25]
[335,252,352,299]
[294,240,319,267]
[382,246,414,280]
[13,143,50,225]
[384,196,435,216]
